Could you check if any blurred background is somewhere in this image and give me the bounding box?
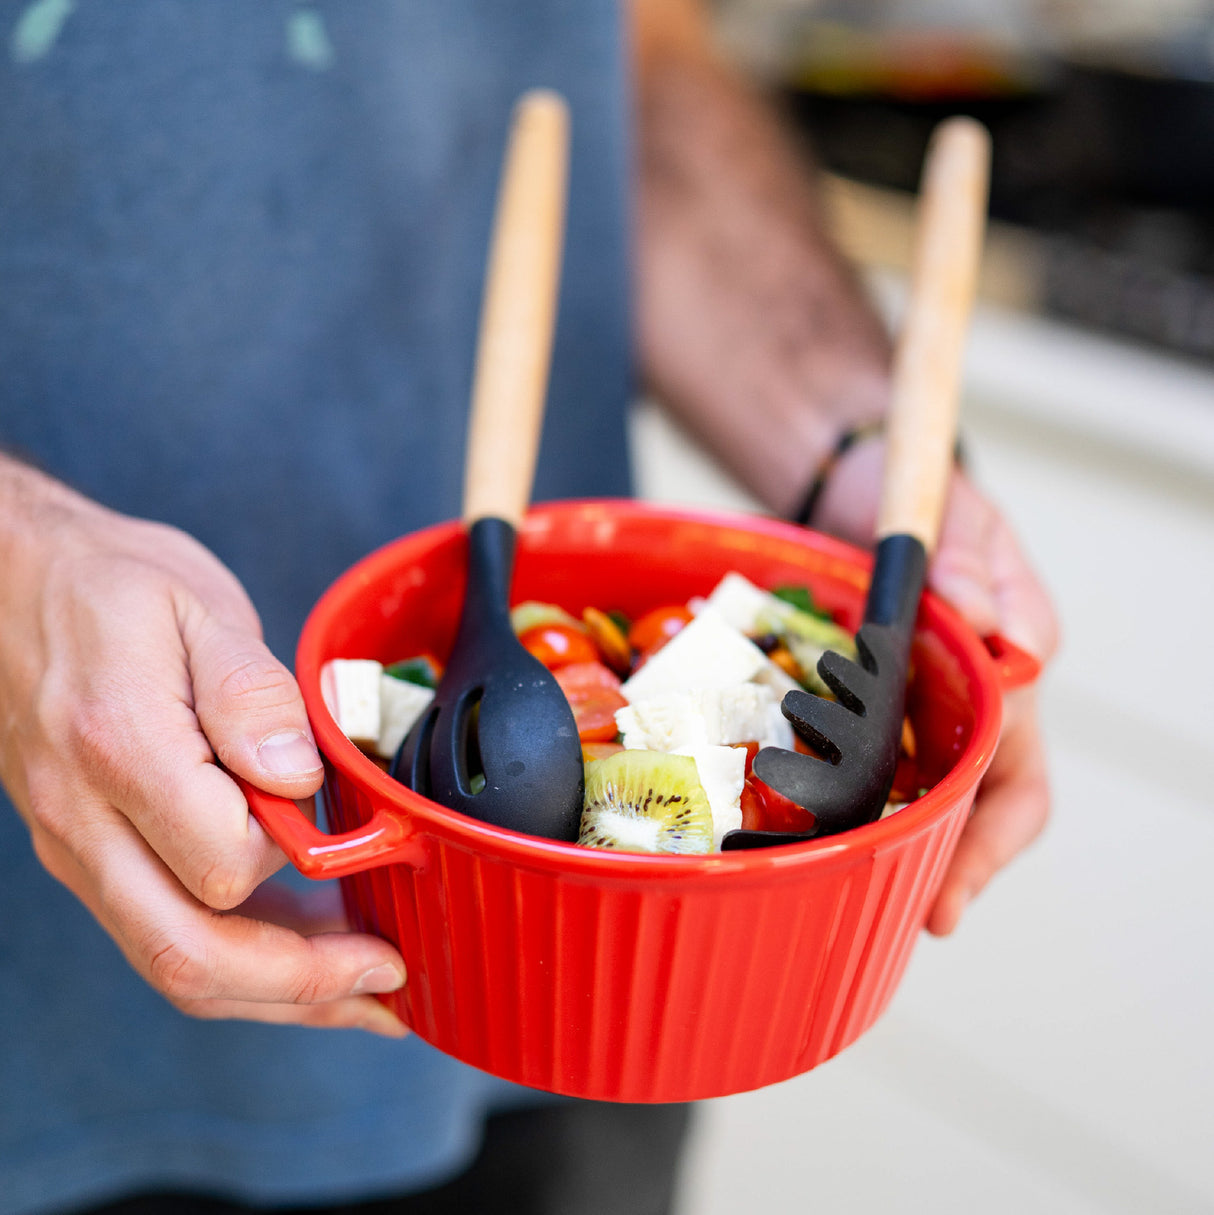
[716,0,1214,359]
[630,1,1214,1211]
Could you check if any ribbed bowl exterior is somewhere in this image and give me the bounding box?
[325,766,974,1102]
[297,501,1004,1103]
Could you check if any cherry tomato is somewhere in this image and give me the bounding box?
[740,774,816,834]
[555,661,622,693]
[554,662,628,742]
[518,623,598,670]
[627,605,693,657]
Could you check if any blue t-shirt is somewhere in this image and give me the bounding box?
[0,3,633,1212]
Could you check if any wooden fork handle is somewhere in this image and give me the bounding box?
[462,90,570,528]
[875,117,991,552]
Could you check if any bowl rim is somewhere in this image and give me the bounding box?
[298,499,1003,879]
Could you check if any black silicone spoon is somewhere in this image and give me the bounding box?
[391,92,584,841]
[723,117,992,849]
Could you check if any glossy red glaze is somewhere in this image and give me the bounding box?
[241,501,1025,1103]
[982,632,1042,690]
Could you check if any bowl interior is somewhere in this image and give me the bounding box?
[300,500,991,832]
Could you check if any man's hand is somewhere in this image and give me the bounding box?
[814,437,1060,935]
[631,0,1059,931]
[0,458,408,1034]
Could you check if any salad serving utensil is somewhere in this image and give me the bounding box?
[724,116,992,849]
[391,90,584,841]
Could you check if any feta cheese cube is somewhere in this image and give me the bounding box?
[620,605,768,704]
[675,744,745,848]
[702,570,773,634]
[376,673,435,760]
[320,659,383,748]
[616,683,782,752]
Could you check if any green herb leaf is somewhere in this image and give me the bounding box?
[384,656,440,689]
[771,584,831,621]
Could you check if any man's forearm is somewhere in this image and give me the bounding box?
[634,19,891,516]
[0,451,84,559]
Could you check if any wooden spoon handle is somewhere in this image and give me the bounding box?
[462,90,570,527]
[875,117,991,552]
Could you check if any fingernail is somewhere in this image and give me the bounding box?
[360,1003,412,1039]
[258,729,323,776]
[352,963,406,995]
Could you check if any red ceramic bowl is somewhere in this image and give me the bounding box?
[242,500,1037,1103]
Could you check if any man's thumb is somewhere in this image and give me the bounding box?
[190,623,323,795]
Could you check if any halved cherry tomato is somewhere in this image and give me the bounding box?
[555,661,622,693]
[554,661,628,742]
[732,739,816,833]
[740,774,816,834]
[519,623,598,670]
[627,605,693,656]
[566,689,627,741]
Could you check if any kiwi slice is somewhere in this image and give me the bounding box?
[578,750,713,855]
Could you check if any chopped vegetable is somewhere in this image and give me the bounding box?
[554,661,628,742]
[626,604,694,656]
[771,584,833,622]
[582,739,626,762]
[740,773,816,834]
[767,644,801,681]
[620,606,769,704]
[384,654,441,689]
[519,623,599,669]
[581,606,632,675]
[510,600,583,636]
[330,569,925,853]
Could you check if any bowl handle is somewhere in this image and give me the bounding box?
[982,633,1042,691]
[233,774,428,880]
